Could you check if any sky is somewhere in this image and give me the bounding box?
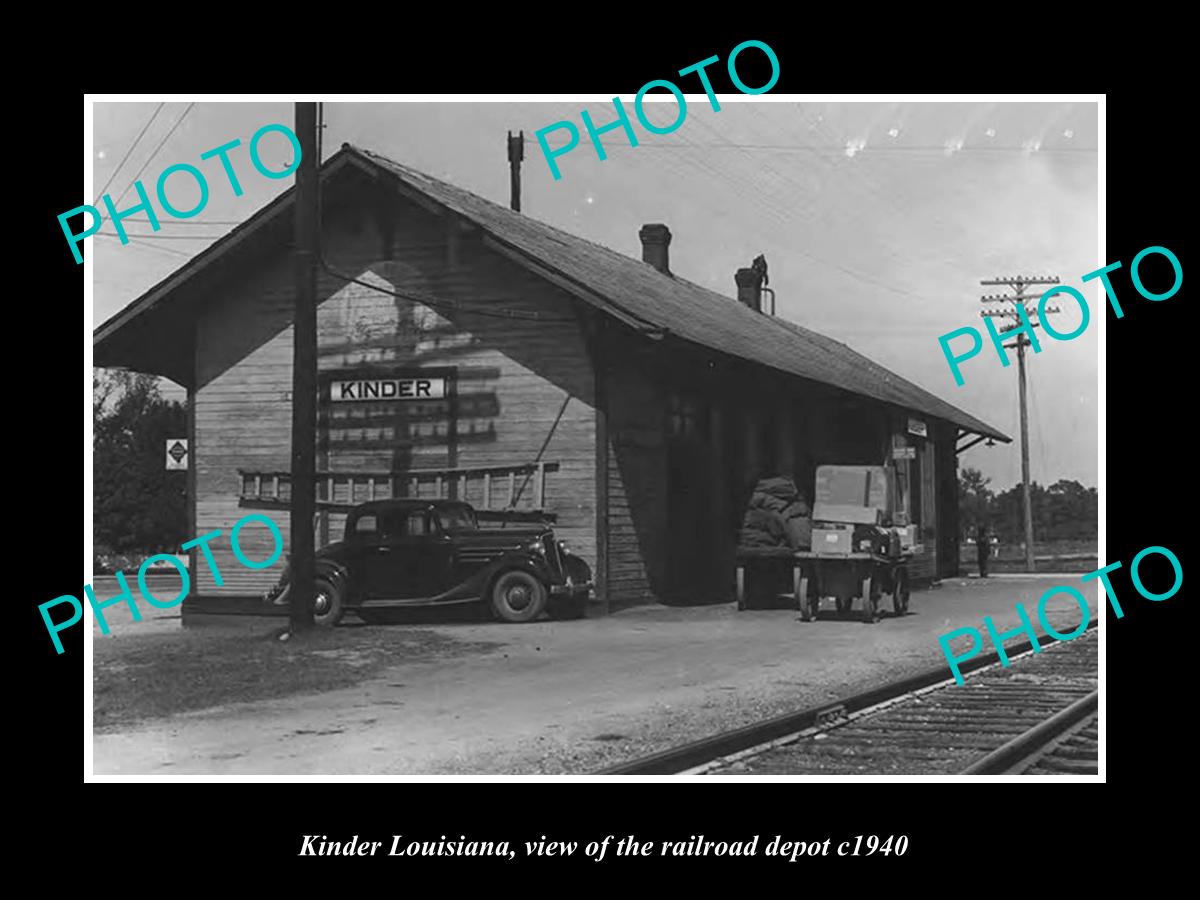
[90,99,1099,491]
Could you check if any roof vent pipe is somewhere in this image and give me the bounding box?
[735,267,762,311]
[639,223,672,275]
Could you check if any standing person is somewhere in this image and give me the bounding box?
[975,522,991,578]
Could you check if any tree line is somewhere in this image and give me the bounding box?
[958,466,1097,543]
[94,370,187,556]
[94,370,1097,555]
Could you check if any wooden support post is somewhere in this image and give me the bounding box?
[185,383,197,615]
[1017,337,1036,572]
[287,100,319,631]
[709,399,730,600]
[483,472,492,509]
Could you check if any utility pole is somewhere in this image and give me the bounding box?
[289,102,319,631]
[507,130,524,212]
[980,275,1061,573]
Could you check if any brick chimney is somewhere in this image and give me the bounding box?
[735,267,762,311]
[639,223,672,275]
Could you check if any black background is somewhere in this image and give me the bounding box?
[21,23,1187,884]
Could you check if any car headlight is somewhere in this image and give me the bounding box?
[557,540,571,556]
[525,539,546,556]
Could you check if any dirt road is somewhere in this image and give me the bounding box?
[92,575,1098,775]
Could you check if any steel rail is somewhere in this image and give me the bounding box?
[959,690,1099,774]
[595,620,1097,775]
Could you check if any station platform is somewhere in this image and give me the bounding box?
[92,574,1100,775]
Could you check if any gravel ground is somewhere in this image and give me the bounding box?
[94,621,500,731]
[92,575,1099,775]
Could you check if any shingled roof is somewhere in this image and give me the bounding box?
[94,144,1008,441]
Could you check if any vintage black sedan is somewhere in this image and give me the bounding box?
[263,499,592,626]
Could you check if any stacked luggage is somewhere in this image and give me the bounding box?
[738,475,813,551]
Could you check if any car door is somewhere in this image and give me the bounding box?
[424,510,457,598]
[363,509,427,600]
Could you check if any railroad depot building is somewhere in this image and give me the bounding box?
[94,145,1009,614]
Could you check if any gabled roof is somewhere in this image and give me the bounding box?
[94,144,1008,442]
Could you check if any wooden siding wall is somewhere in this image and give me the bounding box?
[603,342,668,607]
[193,175,596,597]
[188,170,961,606]
[194,239,297,596]
[596,324,961,605]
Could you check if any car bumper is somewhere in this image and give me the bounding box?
[550,581,592,599]
[263,582,289,607]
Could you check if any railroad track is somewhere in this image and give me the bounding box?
[598,625,1098,776]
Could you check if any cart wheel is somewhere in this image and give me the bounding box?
[804,579,821,622]
[893,568,910,616]
[862,575,881,624]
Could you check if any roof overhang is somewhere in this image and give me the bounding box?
[93,149,373,387]
[94,145,1010,445]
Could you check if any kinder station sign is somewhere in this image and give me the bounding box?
[331,377,446,402]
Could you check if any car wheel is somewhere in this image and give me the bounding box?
[490,570,547,623]
[312,576,344,627]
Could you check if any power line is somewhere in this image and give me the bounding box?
[112,103,196,207]
[130,240,192,258]
[95,231,193,258]
[783,107,1033,294]
[319,259,577,323]
[108,216,245,226]
[661,114,933,301]
[97,231,223,241]
[648,124,925,301]
[94,103,164,206]
[570,142,1096,155]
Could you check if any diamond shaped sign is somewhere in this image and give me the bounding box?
[165,439,188,470]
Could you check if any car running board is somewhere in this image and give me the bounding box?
[357,595,478,609]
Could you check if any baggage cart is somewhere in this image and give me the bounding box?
[735,547,913,623]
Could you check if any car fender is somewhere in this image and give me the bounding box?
[479,553,554,598]
[267,558,354,606]
[314,558,354,599]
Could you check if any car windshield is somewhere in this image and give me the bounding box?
[436,505,478,532]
